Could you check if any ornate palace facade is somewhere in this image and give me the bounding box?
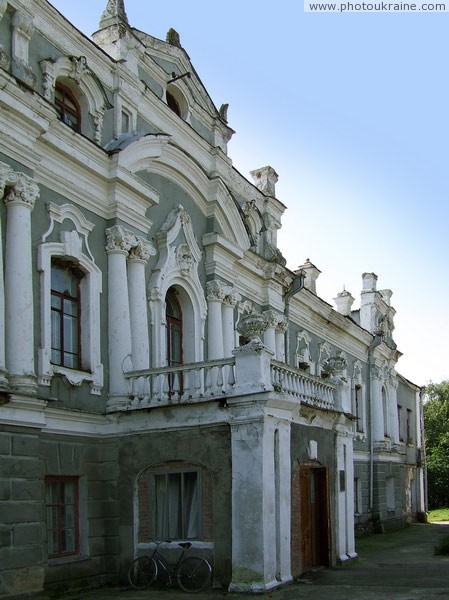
[0,0,425,596]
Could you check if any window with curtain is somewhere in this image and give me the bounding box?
[51,261,83,370]
[152,470,200,540]
[55,82,81,132]
[45,476,79,558]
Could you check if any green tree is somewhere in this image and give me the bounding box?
[423,381,449,508]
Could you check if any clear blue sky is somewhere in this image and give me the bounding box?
[49,1,449,386]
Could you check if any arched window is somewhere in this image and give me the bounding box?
[55,82,81,132]
[166,90,181,117]
[166,287,183,367]
[51,260,83,369]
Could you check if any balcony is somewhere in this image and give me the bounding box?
[118,353,336,413]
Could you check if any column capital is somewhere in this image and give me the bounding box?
[128,236,156,263]
[4,172,39,209]
[105,225,136,255]
[263,309,285,329]
[276,316,288,334]
[206,279,227,302]
[223,289,241,308]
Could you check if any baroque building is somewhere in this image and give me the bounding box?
[0,0,425,596]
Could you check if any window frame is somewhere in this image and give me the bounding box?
[406,408,413,444]
[354,384,363,433]
[45,476,80,559]
[50,260,82,370]
[38,231,103,395]
[55,82,81,133]
[149,468,202,541]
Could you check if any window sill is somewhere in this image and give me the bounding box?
[48,554,89,567]
[52,365,93,387]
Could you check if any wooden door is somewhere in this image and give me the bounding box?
[299,465,330,571]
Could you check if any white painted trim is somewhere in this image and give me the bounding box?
[37,239,103,395]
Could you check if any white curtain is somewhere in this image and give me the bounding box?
[154,472,199,539]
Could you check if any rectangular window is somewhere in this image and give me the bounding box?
[152,470,200,540]
[398,405,404,441]
[121,110,130,133]
[407,409,413,444]
[355,385,363,432]
[46,476,79,558]
[51,262,82,369]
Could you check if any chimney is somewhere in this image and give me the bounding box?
[334,289,355,316]
[379,289,393,306]
[297,259,321,294]
[250,166,278,197]
[362,272,378,291]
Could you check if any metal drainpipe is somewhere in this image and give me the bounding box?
[283,271,306,365]
[419,388,428,514]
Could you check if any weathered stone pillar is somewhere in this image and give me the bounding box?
[4,171,39,393]
[206,280,225,359]
[222,290,239,357]
[229,414,292,593]
[275,318,287,362]
[263,310,277,356]
[106,225,134,405]
[127,238,155,371]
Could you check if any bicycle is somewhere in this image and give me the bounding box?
[128,539,212,593]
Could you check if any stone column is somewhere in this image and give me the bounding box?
[106,226,134,404]
[4,172,39,393]
[206,280,225,359]
[263,310,277,356]
[127,238,155,371]
[222,290,239,357]
[275,317,287,362]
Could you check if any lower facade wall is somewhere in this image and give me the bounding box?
[354,458,419,536]
[0,423,232,597]
[116,424,232,589]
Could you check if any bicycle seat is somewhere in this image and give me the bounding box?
[178,542,192,549]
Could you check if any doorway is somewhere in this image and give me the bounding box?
[299,465,330,571]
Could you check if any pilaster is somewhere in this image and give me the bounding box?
[335,425,357,562]
[229,416,292,593]
[11,10,37,88]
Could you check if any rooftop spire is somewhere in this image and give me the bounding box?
[99,0,129,29]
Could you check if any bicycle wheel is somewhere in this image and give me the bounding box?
[128,555,158,589]
[177,556,212,593]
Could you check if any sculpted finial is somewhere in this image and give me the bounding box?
[99,0,129,28]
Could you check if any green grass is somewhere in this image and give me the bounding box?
[428,508,449,522]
